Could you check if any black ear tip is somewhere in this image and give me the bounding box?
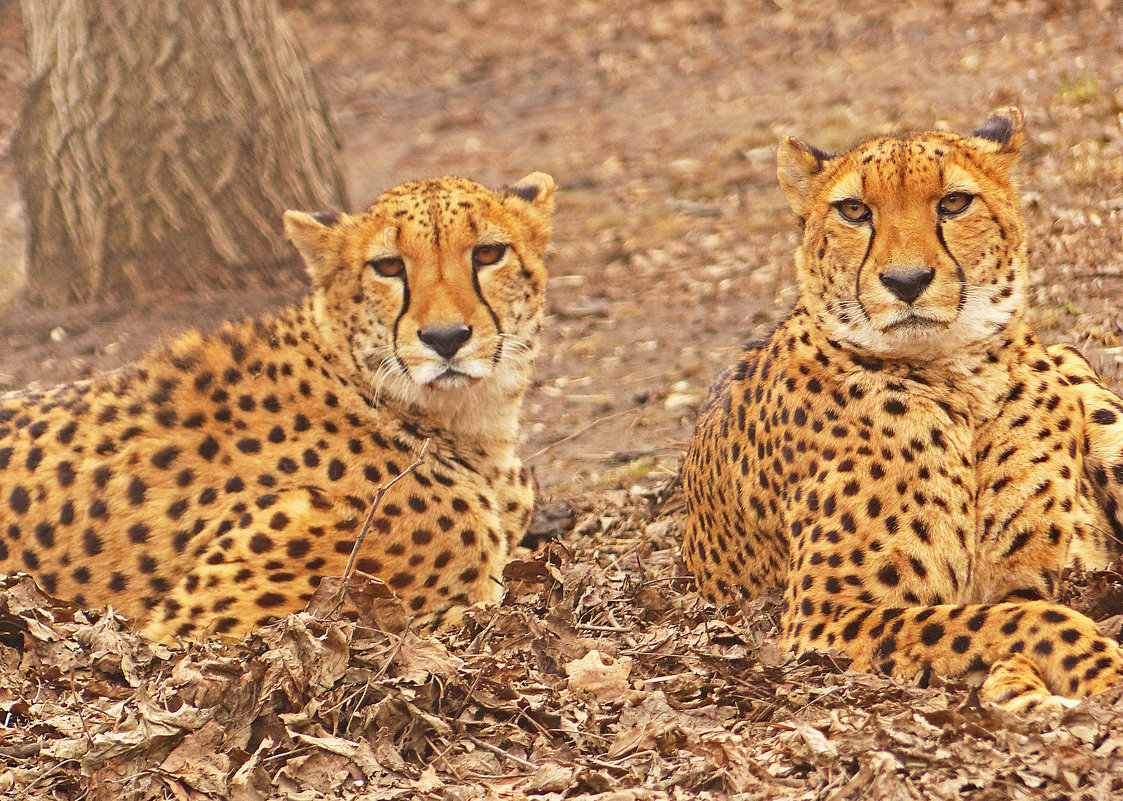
[781,137,833,175]
[311,210,342,227]
[971,117,1013,145]
[506,183,540,203]
[970,108,1023,146]
[806,143,834,165]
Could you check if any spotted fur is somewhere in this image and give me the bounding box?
[682,109,1123,714]
[0,173,555,640]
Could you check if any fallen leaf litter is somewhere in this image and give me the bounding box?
[1,483,1123,799]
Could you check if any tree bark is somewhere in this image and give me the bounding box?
[12,0,348,306]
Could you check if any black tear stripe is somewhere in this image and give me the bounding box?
[935,221,968,312]
[471,255,504,365]
[850,168,875,325]
[853,220,877,325]
[392,271,412,377]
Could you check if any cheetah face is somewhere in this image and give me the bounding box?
[284,173,554,412]
[777,109,1028,360]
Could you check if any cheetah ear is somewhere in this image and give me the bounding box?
[505,172,556,211]
[777,138,831,220]
[969,107,1025,167]
[284,210,335,284]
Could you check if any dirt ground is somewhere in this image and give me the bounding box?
[0,1,1122,798]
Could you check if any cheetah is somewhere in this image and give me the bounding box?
[0,172,555,641]
[682,108,1123,714]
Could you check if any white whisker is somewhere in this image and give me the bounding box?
[368,354,403,407]
[496,333,531,356]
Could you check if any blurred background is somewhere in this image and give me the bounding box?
[0,0,1119,493]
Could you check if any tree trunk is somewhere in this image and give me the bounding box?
[11,0,349,306]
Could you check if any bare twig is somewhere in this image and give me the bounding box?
[324,438,432,618]
[525,408,634,463]
[70,672,93,745]
[424,735,465,781]
[467,734,539,771]
[261,746,312,765]
[0,742,41,759]
[334,619,414,733]
[369,618,414,684]
[453,669,485,720]
[341,437,431,584]
[22,762,70,792]
[638,576,695,586]
[464,615,498,656]
[516,707,555,741]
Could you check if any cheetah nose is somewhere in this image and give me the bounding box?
[880,266,935,304]
[418,324,472,359]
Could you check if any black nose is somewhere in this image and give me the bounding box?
[879,267,935,304]
[418,324,472,359]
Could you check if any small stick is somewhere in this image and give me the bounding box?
[464,615,498,656]
[340,617,416,731]
[424,735,465,781]
[368,618,414,679]
[453,668,485,719]
[70,672,93,745]
[525,407,634,463]
[340,438,431,584]
[0,742,41,759]
[326,439,430,620]
[638,576,695,586]
[467,734,539,771]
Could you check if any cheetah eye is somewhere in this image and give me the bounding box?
[367,257,405,278]
[834,199,871,223]
[472,244,507,268]
[938,192,974,216]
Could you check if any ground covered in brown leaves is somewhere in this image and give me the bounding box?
[2,488,1123,799]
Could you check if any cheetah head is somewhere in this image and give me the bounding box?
[283,173,554,433]
[777,108,1028,360]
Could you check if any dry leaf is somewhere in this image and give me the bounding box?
[393,633,464,683]
[305,572,408,634]
[565,650,633,703]
[159,720,231,796]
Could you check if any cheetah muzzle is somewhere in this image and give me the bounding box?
[682,108,1123,715]
[0,172,556,641]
